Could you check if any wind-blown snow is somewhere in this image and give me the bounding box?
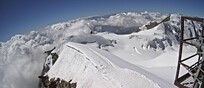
[0,11,201,88]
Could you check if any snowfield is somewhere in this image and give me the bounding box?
[0,11,201,88]
[47,43,162,88]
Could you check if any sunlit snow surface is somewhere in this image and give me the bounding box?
[0,12,200,88]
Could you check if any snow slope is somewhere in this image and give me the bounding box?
[0,11,201,88]
[47,43,162,88]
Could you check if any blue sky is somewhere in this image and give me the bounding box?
[0,0,203,42]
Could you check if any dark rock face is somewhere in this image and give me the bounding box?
[44,47,56,55]
[38,48,77,88]
[160,15,170,23]
[38,75,77,88]
[41,47,59,75]
[142,15,171,30]
[145,21,158,29]
[51,53,58,64]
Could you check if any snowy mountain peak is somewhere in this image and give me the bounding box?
[1,11,200,88]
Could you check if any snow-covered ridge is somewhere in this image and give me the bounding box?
[46,42,170,88]
[0,11,201,88]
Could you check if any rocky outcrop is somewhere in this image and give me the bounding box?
[145,21,158,29]
[140,15,171,30]
[159,15,170,23]
[38,48,77,88]
[38,75,77,88]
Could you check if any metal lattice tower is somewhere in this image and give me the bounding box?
[175,16,204,88]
